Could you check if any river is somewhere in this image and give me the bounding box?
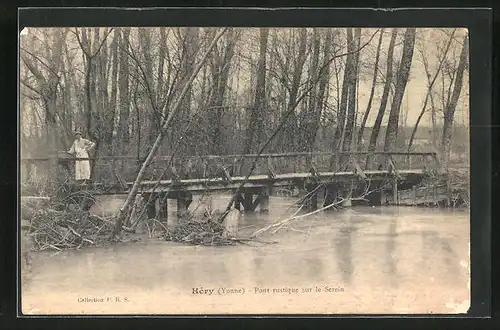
[21,194,470,315]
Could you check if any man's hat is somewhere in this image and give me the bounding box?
[75,130,82,136]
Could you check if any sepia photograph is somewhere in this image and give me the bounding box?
[19,25,470,315]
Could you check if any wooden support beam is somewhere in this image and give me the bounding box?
[146,196,156,219]
[341,181,353,207]
[267,157,276,180]
[28,150,437,163]
[251,196,262,211]
[350,157,367,180]
[176,190,193,218]
[202,162,208,178]
[218,163,232,183]
[232,158,238,177]
[381,190,388,205]
[156,196,168,221]
[234,193,243,211]
[243,192,253,212]
[367,189,382,206]
[431,153,446,174]
[387,155,402,179]
[114,171,128,191]
[305,182,318,211]
[310,192,318,210]
[309,162,320,182]
[177,198,188,218]
[392,179,399,205]
[260,195,269,212]
[323,184,337,208]
[259,187,270,212]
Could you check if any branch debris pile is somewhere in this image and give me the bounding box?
[447,169,469,208]
[420,168,469,207]
[163,218,237,246]
[23,193,139,252]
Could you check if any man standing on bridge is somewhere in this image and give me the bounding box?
[68,130,96,183]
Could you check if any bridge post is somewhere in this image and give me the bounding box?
[324,184,338,209]
[392,179,399,205]
[234,193,243,211]
[367,183,382,206]
[156,196,168,222]
[177,198,188,218]
[260,187,270,212]
[339,181,353,207]
[176,191,193,218]
[242,192,253,212]
[305,182,318,211]
[145,194,156,219]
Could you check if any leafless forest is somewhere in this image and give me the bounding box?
[20,27,469,172]
[19,27,470,244]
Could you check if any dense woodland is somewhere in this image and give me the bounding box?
[20,27,469,177]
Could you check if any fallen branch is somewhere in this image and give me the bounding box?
[229,237,278,244]
[67,225,95,245]
[250,179,377,238]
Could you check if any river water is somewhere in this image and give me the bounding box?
[21,194,470,315]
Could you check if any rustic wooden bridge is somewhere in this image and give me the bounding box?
[21,151,444,220]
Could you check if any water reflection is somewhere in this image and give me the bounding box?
[334,225,356,285]
[386,219,399,288]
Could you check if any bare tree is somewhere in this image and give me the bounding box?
[333,30,353,153]
[243,28,269,155]
[20,29,68,187]
[207,28,238,155]
[442,33,468,168]
[117,28,131,144]
[311,30,334,149]
[383,28,416,153]
[366,29,398,168]
[104,29,120,147]
[341,28,362,155]
[357,28,384,148]
[112,28,228,237]
[407,29,456,154]
[281,28,308,152]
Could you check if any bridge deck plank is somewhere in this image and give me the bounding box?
[130,170,425,193]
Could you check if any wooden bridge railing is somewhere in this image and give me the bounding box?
[20,151,441,191]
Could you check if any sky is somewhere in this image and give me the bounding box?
[20,27,470,132]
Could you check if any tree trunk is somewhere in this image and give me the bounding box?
[366,28,398,168]
[20,29,66,189]
[157,28,167,109]
[407,30,455,153]
[208,28,236,155]
[384,28,416,153]
[442,33,468,168]
[312,30,334,149]
[118,28,131,144]
[105,29,120,146]
[300,28,321,152]
[244,28,269,155]
[357,28,384,149]
[341,28,361,154]
[171,28,199,151]
[333,32,352,152]
[283,28,307,152]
